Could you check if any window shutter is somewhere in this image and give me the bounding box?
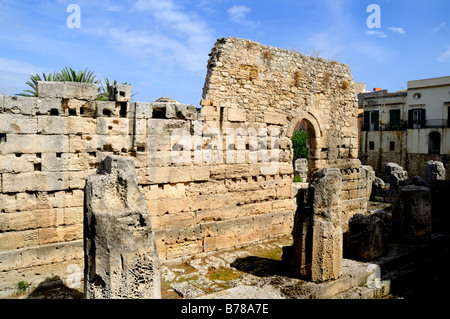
[373,111,379,131]
[420,108,426,127]
[408,110,413,129]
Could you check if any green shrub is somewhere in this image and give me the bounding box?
[293,176,303,183]
[291,130,308,162]
[17,280,31,294]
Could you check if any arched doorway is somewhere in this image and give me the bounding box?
[287,112,322,182]
[428,131,441,154]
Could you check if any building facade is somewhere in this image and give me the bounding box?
[360,76,450,179]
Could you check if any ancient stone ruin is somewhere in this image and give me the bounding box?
[84,155,161,299]
[283,168,343,282]
[2,37,446,299]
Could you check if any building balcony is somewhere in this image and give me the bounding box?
[362,119,448,131]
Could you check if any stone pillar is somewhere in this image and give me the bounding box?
[425,160,446,185]
[84,155,161,299]
[392,185,432,244]
[283,168,343,282]
[385,162,408,195]
[346,214,388,261]
[294,158,308,182]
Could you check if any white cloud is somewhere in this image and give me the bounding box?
[438,45,450,62]
[106,6,125,12]
[366,30,388,38]
[387,27,405,34]
[227,5,257,28]
[0,57,47,75]
[96,0,215,73]
[431,22,447,34]
[0,57,50,95]
[306,32,344,60]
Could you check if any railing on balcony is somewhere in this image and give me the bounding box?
[362,119,448,131]
[361,121,407,131]
[424,119,449,128]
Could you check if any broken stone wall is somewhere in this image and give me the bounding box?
[0,37,369,296]
[0,79,293,296]
[202,37,370,225]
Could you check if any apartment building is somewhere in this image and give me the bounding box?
[359,76,450,179]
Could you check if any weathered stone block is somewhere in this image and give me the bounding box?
[346,214,388,261]
[392,185,432,243]
[385,162,408,184]
[283,168,343,282]
[96,117,129,135]
[109,84,132,102]
[36,97,64,116]
[147,119,189,135]
[37,82,98,100]
[96,101,120,117]
[200,105,220,121]
[84,155,161,299]
[2,172,69,193]
[227,108,247,122]
[294,158,308,181]
[425,161,446,185]
[3,96,38,115]
[263,111,286,125]
[134,102,153,119]
[0,154,39,174]
[0,134,69,155]
[0,114,37,134]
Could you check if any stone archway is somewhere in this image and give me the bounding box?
[288,111,322,181]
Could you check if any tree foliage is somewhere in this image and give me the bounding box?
[291,129,308,162]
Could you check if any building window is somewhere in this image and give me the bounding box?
[389,109,401,130]
[369,141,375,150]
[363,110,379,131]
[413,93,422,99]
[428,132,441,154]
[390,141,395,151]
[408,109,426,129]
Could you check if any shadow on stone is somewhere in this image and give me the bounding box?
[27,277,83,299]
[230,256,291,278]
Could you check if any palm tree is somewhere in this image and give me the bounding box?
[58,67,100,84]
[16,72,58,97]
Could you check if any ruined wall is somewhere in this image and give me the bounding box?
[202,37,367,221]
[0,37,369,296]
[0,80,293,296]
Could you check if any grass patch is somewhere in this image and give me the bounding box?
[208,268,241,282]
[16,280,32,294]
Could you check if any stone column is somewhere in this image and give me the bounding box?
[294,158,308,182]
[346,214,388,261]
[392,185,432,244]
[283,168,343,282]
[84,155,161,299]
[425,160,446,185]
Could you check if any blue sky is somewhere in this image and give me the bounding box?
[0,0,449,106]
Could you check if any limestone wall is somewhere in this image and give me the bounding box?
[0,38,369,296]
[202,37,367,222]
